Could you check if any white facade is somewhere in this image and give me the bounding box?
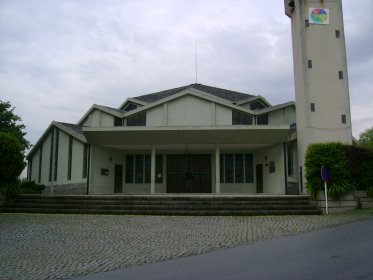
[285,0,353,188]
[27,1,353,196]
[28,85,298,195]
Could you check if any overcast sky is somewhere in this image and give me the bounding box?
[1,0,372,146]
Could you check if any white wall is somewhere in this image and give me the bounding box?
[84,109,114,128]
[256,144,286,194]
[268,107,296,125]
[89,145,124,194]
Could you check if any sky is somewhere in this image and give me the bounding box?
[1,0,372,147]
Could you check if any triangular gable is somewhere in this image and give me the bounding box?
[256,101,295,114]
[122,88,258,119]
[77,104,123,126]
[236,96,271,108]
[119,98,147,111]
[27,121,86,159]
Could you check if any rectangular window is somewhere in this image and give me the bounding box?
[220,153,254,184]
[335,30,340,38]
[244,154,254,183]
[250,102,265,110]
[155,155,163,183]
[53,128,59,181]
[341,115,347,124]
[82,144,88,178]
[310,103,315,112]
[49,129,54,181]
[27,160,32,181]
[234,154,244,183]
[114,117,122,127]
[125,155,134,183]
[257,114,268,125]
[144,154,151,184]
[127,113,146,126]
[67,136,73,180]
[224,154,234,183]
[38,145,43,183]
[339,71,344,80]
[308,60,312,69]
[135,155,144,183]
[126,154,161,184]
[287,142,294,177]
[232,111,253,125]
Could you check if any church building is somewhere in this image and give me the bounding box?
[27,0,352,195]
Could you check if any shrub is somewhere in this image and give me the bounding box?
[357,146,373,197]
[0,131,26,183]
[305,142,355,199]
[0,179,45,197]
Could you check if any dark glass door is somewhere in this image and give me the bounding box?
[167,154,211,193]
[256,164,263,193]
[114,164,123,193]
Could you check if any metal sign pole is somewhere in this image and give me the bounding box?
[324,181,328,215]
[321,165,330,215]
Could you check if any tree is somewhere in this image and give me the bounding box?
[0,131,26,183]
[0,100,30,152]
[358,127,373,144]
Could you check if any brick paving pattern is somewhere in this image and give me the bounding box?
[0,212,372,280]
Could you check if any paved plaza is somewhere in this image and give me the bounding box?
[1,211,373,280]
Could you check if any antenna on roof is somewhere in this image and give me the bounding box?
[195,41,198,83]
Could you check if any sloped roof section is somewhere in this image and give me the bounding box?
[133,83,255,104]
[57,122,84,135]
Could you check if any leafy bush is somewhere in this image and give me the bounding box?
[0,179,45,197]
[0,132,26,183]
[305,142,355,199]
[305,142,373,199]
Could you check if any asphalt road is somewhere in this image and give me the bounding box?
[76,218,373,280]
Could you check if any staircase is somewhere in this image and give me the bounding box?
[1,194,322,215]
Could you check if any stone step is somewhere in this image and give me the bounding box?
[8,198,315,206]
[3,202,320,211]
[14,194,313,201]
[2,194,322,216]
[1,207,322,216]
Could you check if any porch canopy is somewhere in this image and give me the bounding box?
[83,125,290,146]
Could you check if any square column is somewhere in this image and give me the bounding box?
[215,144,220,194]
[151,145,156,194]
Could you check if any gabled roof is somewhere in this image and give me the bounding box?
[133,83,255,104]
[256,101,295,114]
[237,96,271,107]
[123,87,258,119]
[27,121,86,159]
[77,104,124,126]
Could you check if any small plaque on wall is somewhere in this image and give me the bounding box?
[101,168,109,176]
[269,161,275,173]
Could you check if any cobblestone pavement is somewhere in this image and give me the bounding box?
[1,211,373,280]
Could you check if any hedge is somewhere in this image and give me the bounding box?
[305,142,373,199]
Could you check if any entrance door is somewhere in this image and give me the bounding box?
[167,154,212,193]
[114,164,123,193]
[256,164,263,193]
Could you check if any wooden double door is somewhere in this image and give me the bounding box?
[167,154,212,193]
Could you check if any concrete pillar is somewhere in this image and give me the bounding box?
[151,145,156,194]
[215,144,220,194]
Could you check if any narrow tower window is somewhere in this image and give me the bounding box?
[308,60,313,69]
[339,71,344,80]
[335,30,341,38]
[341,115,347,124]
[310,103,315,112]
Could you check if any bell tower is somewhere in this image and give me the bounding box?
[284,0,353,190]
